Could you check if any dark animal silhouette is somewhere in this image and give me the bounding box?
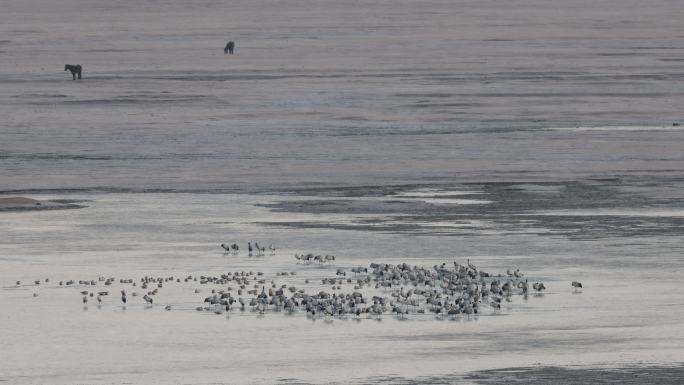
[64,64,82,80]
[224,41,235,55]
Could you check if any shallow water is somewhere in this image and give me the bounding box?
[1,190,683,384]
[1,0,684,383]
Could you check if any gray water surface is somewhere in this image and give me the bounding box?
[1,0,683,384]
[2,0,683,192]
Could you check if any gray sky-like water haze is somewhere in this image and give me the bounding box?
[1,0,683,192]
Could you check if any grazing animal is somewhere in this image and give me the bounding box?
[572,281,583,289]
[220,243,231,253]
[224,41,235,54]
[64,64,82,80]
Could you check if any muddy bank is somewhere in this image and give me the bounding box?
[0,196,86,212]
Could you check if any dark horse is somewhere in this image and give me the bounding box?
[64,64,82,80]
[224,41,235,55]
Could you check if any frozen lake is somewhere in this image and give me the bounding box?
[1,0,683,383]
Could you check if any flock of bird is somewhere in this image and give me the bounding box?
[13,244,584,320]
[294,253,336,263]
[220,242,275,256]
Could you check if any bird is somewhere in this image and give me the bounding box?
[248,242,253,255]
[532,282,546,292]
[467,259,477,271]
[255,242,265,255]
